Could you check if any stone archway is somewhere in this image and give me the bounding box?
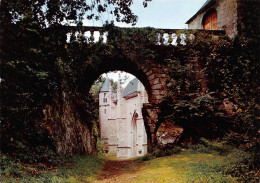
[81,55,170,152]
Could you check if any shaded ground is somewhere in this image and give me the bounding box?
[94,159,144,183]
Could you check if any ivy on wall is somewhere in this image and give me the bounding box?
[1,1,259,169]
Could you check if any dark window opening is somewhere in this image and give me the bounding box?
[103,98,107,103]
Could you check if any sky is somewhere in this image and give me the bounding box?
[92,0,208,86]
[85,0,207,29]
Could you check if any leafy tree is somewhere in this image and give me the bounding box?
[90,76,118,102]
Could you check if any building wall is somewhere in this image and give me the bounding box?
[124,93,148,157]
[99,91,110,152]
[188,0,238,38]
[99,80,148,158]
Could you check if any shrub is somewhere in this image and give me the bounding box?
[134,154,155,162]
[153,145,181,157]
[183,139,259,182]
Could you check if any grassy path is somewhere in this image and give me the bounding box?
[2,146,255,182]
[93,159,144,183]
[93,152,236,183]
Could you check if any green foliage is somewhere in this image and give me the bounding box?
[157,30,259,180]
[1,3,259,182]
[161,93,228,141]
[0,152,23,179]
[134,154,155,162]
[90,76,118,102]
[237,0,260,43]
[153,145,181,158]
[1,0,143,27]
[134,147,238,182]
[57,155,103,182]
[0,153,104,183]
[183,140,259,182]
[159,32,258,142]
[184,138,232,155]
[1,0,154,160]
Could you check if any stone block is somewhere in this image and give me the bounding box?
[145,69,154,77]
[150,78,161,85]
[152,68,162,74]
[151,84,162,90]
[142,66,150,73]
[147,74,156,81]
[152,89,166,96]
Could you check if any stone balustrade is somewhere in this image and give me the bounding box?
[65,26,224,45]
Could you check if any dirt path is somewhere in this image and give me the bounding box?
[93,159,144,183]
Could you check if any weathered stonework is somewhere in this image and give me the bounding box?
[187,0,238,38]
[62,27,223,154]
[41,91,95,156]
[156,121,183,147]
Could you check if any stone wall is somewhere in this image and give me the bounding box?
[141,60,169,105]
[188,0,238,38]
[40,90,95,156]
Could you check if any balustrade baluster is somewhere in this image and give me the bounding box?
[180,34,186,46]
[156,33,161,45]
[103,31,108,43]
[99,30,104,43]
[63,27,223,46]
[66,32,72,43]
[93,31,100,43]
[84,31,91,43]
[171,33,178,46]
[90,30,94,43]
[74,31,80,42]
[163,33,170,45]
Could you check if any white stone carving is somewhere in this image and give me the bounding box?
[102,31,108,43]
[171,33,178,46]
[66,29,191,46]
[84,31,91,43]
[163,33,170,45]
[156,33,161,45]
[93,31,100,43]
[66,32,72,43]
[180,33,187,45]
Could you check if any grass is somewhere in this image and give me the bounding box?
[0,154,104,183]
[132,141,257,183]
[57,155,104,182]
[1,142,258,183]
[132,153,235,183]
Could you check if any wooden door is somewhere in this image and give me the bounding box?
[211,11,218,30]
[203,10,217,30]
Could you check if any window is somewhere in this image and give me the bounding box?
[203,9,217,30]
[104,109,106,114]
[103,98,107,103]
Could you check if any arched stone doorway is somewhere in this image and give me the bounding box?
[82,55,170,152]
